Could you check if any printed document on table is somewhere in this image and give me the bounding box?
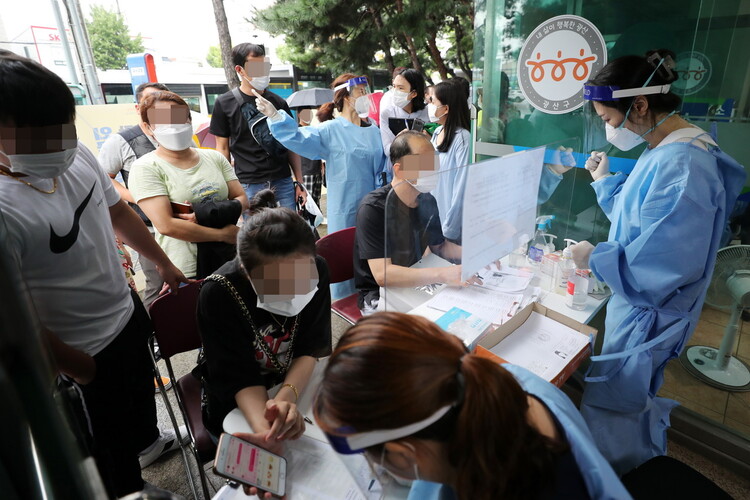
[460,148,544,282]
[476,264,533,293]
[488,312,590,382]
[424,286,524,324]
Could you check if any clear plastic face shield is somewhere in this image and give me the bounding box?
[334,76,376,118]
[582,54,676,154]
[319,404,453,497]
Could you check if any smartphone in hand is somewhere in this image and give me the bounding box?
[170,201,193,214]
[410,118,425,133]
[213,433,287,496]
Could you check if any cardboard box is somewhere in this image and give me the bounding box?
[474,302,597,387]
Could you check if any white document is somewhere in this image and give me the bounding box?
[424,286,524,324]
[476,264,533,293]
[488,312,590,381]
[460,149,545,281]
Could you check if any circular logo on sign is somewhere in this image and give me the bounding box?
[517,15,607,114]
[672,51,711,95]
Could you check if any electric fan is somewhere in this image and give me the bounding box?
[680,245,750,391]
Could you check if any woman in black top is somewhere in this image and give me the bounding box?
[197,189,331,441]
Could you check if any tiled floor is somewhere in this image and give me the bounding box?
[658,305,750,438]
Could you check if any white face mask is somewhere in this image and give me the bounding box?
[8,146,78,178]
[427,103,445,123]
[250,75,270,91]
[605,122,644,151]
[409,173,439,193]
[391,90,412,109]
[352,95,372,118]
[256,285,318,317]
[152,123,194,151]
[605,109,675,151]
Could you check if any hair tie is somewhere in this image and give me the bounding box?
[647,52,676,82]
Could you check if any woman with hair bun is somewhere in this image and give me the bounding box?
[197,189,332,443]
[315,312,629,500]
[571,49,745,473]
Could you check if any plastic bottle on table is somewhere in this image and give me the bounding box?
[566,268,589,311]
[527,216,554,266]
[559,239,577,290]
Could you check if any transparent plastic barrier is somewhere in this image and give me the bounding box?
[376,138,608,314]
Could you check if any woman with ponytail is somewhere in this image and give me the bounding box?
[197,189,331,443]
[315,312,629,500]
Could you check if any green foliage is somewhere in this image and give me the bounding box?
[251,0,474,80]
[86,5,144,70]
[207,45,223,68]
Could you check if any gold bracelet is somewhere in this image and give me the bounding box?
[281,383,299,403]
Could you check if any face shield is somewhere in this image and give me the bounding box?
[335,76,376,118]
[582,53,675,154]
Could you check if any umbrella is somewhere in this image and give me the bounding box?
[286,88,334,109]
[193,121,217,149]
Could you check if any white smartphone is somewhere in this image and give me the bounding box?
[213,433,287,496]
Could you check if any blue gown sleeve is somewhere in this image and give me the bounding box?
[591,173,627,219]
[590,149,722,307]
[268,111,330,160]
[537,166,563,205]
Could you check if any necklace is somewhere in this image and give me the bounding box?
[269,313,287,329]
[0,169,57,194]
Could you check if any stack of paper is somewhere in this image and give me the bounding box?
[423,286,524,324]
[487,311,590,381]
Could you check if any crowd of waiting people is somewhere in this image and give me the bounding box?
[0,39,742,500]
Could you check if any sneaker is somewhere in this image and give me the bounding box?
[154,376,172,393]
[139,426,188,469]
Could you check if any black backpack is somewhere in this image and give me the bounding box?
[231,88,288,159]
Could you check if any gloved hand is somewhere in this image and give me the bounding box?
[570,241,595,269]
[251,89,280,121]
[545,146,575,176]
[585,151,611,181]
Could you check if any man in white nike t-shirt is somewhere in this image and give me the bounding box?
[0,51,189,497]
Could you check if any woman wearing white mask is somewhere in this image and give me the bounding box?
[379,69,430,159]
[571,49,745,474]
[428,80,471,243]
[197,188,332,442]
[129,91,248,279]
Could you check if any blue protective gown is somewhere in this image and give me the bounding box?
[431,126,471,241]
[406,364,631,500]
[581,132,745,474]
[268,111,387,299]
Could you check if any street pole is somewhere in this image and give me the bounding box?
[62,0,105,104]
[49,0,80,89]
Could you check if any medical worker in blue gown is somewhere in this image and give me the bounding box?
[315,312,630,500]
[252,74,387,299]
[570,49,745,474]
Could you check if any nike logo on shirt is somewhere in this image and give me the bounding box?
[49,184,96,254]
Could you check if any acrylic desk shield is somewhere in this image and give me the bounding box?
[380,138,603,316]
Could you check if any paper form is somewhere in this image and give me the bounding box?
[423,286,524,324]
[488,312,589,381]
[460,149,545,281]
[476,264,533,293]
